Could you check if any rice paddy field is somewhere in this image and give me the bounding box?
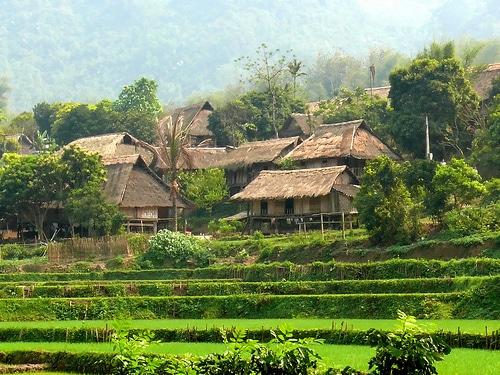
[2,341,500,374]
[3,238,500,374]
[1,318,499,335]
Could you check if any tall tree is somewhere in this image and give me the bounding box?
[0,146,108,240]
[237,43,301,138]
[156,115,192,232]
[287,58,306,99]
[354,155,419,244]
[0,153,64,241]
[112,77,162,115]
[33,102,57,136]
[178,168,228,217]
[388,57,480,160]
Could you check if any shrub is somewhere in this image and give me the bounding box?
[127,234,149,255]
[138,229,212,268]
[367,310,451,375]
[0,244,46,260]
[208,219,244,237]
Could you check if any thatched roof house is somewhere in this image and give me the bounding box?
[66,132,160,170]
[3,134,37,155]
[103,154,193,233]
[219,136,302,194]
[285,119,401,177]
[169,101,215,147]
[279,113,323,139]
[231,166,359,234]
[231,166,358,201]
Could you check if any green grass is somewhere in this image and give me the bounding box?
[1,318,499,335]
[2,343,499,375]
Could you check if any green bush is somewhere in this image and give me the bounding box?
[443,206,498,236]
[0,244,46,260]
[367,311,451,375]
[208,219,244,237]
[127,234,149,255]
[138,229,212,268]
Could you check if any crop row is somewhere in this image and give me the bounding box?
[2,257,500,282]
[1,325,498,351]
[0,276,496,299]
[2,291,498,320]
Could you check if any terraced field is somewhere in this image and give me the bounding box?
[1,256,500,373]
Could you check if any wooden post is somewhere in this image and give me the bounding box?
[341,212,345,239]
[320,214,324,240]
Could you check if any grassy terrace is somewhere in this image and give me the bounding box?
[0,318,499,335]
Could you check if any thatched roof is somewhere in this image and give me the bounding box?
[364,86,391,99]
[220,137,301,171]
[171,101,214,137]
[102,154,191,209]
[472,63,500,99]
[66,132,159,168]
[286,119,401,161]
[231,166,359,201]
[182,147,229,169]
[279,113,323,139]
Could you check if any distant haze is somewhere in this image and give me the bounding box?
[1,0,499,113]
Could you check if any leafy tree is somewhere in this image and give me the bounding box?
[0,145,110,240]
[354,155,419,244]
[112,77,162,115]
[427,158,485,219]
[178,168,228,216]
[0,153,64,241]
[8,111,37,141]
[314,87,392,140]
[207,98,257,146]
[209,89,305,144]
[469,95,500,179]
[388,57,480,160]
[33,102,56,136]
[64,182,125,237]
[112,77,162,143]
[237,43,304,138]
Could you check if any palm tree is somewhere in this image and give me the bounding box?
[287,58,306,99]
[156,115,192,232]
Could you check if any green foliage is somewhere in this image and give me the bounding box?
[139,229,211,268]
[427,158,485,221]
[0,244,46,260]
[355,156,420,244]
[367,310,451,375]
[172,325,323,375]
[127,234,150,255]
[111,320,164,375]
[314,87,392,136]
[443,205,500,236]
[179,168,228,214]
[208,219,244,237]
[112,77,162,116]
[388,56,480,160]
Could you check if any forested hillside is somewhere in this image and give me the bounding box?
[1,0,500,113]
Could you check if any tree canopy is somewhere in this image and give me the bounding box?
[388,57,480,160]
